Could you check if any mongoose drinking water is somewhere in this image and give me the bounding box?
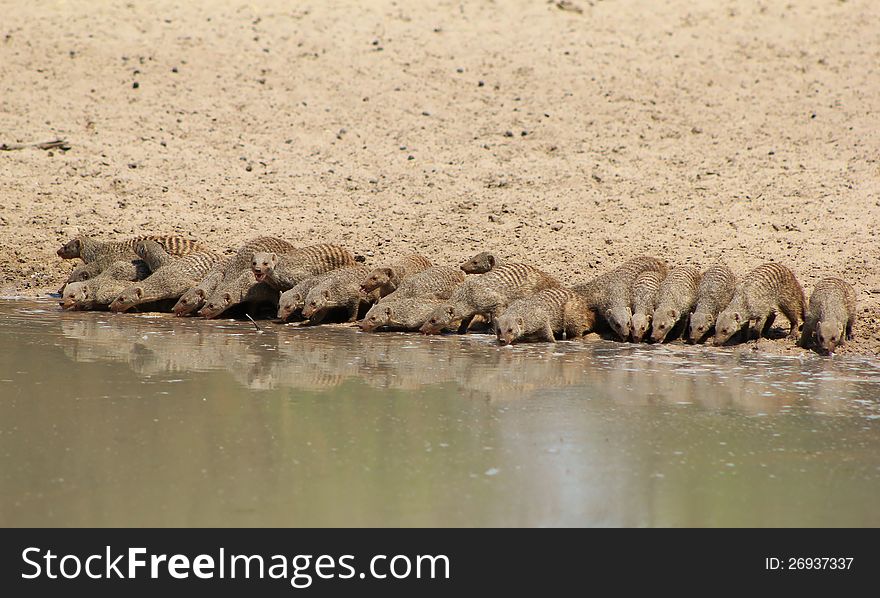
[419,263,560,335]
[459,251,504,274]
[57,234,203,262]
[649,265,702,343]
[359,254,433,297]
[688,264,737,344]
[714,263,806,345]
[198,270,279,319]
[173,237,296,316]
[799,277,856,353]
[109,250,223,313]
[494,287,596,345]
[301,266,377,322]
[573,255,668,340]
[378,266,465,302]
[360,297,445,332]
[251,244,356,290]
[630,270,664,342]
[61,259,152,310]
[276,273,337,321]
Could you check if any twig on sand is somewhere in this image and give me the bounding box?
[0,139,71,151]
[245,313,263,333]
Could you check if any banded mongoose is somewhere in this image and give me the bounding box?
[198,270,279,319]
[460,251,504,274]
[573,255,668,340]
[251,244,356,290]
[109,250,223,313]
[360,297,445,332]
[60,260,152,310]
[688,264,738,344]
[714,263,806,345]
[630,270,664,343]
[649,265,702,343]
[174,237,296,317]
[379,266,466,302]
[359,254,433,297]
[419,263,560,335]
[301,266,377,323]
[799,277,856,353]
[494,287,596,345]
[57,234,203,262]
[277,273,336,321]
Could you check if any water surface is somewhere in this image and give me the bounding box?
[1,299,878,527]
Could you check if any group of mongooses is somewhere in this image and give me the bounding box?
[55,234,857,355]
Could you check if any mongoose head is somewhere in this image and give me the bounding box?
[650,308,680,343]
[630,312,651,342]
[302,285,335,319]
[109,285,145,312]
[460,251,497,274]
[360,267,394,294]
[420,304,458,335]
[251,252,278,283]
[713,309,742,345]
[57,237,83,259]
[605,306,632,340]
[278,289,306,321]
[361,303,393,332]
[688,312,713,343]
[816,321,843,353]
[172,288,206,316]
[61,282,89,310]
[494,314,524,345]
[199,292,233,319]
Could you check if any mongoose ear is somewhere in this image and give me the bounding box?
[323,289,331,300]
[669,309,677,319]
[223,292,232,303]
[733,312,740,322]
[195,289,205,299]
[445,306,455,317]
[134,287,144,299]
[74,239,83,252]
[81,272,90,280]
[516,316,524,328]
[270,253,277,262]
[384,306,393,318]
[382,267,393,277]
[488,255,496,268]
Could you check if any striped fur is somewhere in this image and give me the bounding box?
[108,250,223,312]
[253,244,356,290]
[715,263,806,345]
[360,254,433,297]
[573,255,668,340]
[650,265,702,343]
[459,251,504,274]
[689,264,737,343]
[495,287,596,344]
[420,263,560,334]
[801,277,856,353]
[302,265,375,322]
[630,270,664,342]
[57,234,204,263]
[379,266,465,303]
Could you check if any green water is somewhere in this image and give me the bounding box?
[0,299,878,527]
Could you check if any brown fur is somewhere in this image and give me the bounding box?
[459,251,504,274]
[688,264,737,343]
[800,277,856,353]
[650,265,702,343]
[630,270,664,342]
[495,287,596,344]
[714,263,806,345]
[360,254,433,297]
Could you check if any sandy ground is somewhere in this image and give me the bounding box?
[1,0,878,355]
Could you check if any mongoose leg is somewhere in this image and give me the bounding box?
[750,317,766,341]
[846,318,854,341]
[778,304,800,339]
[539,321,556,343]
[346,299,360,322]
[762,312,776,336]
